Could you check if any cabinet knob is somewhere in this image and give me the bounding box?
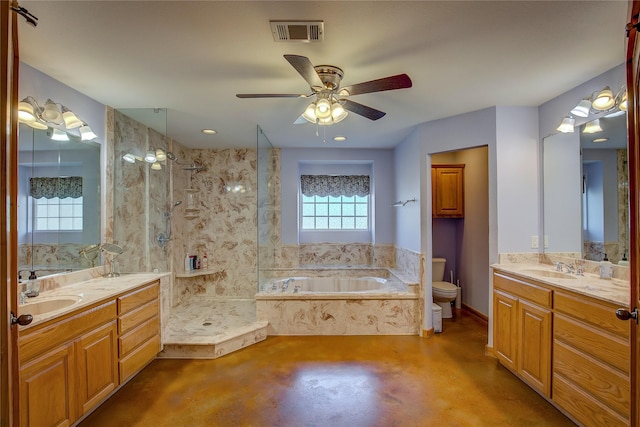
[615,308,638,323]
[10,312,33,326]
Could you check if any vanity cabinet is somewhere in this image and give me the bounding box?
[492,269,631,427]
[18,279,161,427]
[552,291,630,426]
[493,272,552,397]
[432,164,464,218]
[117,281,161,383]
[18,300,118,427]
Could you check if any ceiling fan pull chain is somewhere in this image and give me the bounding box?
[315,120,319,137]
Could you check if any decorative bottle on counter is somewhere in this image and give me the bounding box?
[599,254,613,279]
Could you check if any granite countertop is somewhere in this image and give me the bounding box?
[18,272,168,329]
[491,263,629,306]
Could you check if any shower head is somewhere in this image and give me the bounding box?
[183,164,207,172]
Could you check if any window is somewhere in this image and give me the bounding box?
[34,196,84,231]
[299,174,370,232]
[301,194,369,230]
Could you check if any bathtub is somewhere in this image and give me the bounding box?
[255,269,419,336]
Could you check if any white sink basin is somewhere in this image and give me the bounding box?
[520,269,577,280]
[20,296,81,315]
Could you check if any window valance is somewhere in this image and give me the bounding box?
[300,174,370,197]
[29,176,83,199]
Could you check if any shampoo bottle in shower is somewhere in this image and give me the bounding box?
[184,254,191,272]
[203,253,208,270]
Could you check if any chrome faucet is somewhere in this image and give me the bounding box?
[281,278,294,291]
[554,262,564,272]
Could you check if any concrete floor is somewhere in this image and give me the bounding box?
[79,310,575,427]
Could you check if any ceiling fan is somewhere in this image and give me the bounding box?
[236,55,412,125]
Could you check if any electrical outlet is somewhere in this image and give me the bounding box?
[543,235,549,248]
[531,235,539,249]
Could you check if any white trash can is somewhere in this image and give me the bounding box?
[432,303,443,333]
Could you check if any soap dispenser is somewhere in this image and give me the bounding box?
[599,254,613,280]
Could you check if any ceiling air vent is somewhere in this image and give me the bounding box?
[270,20,324,42]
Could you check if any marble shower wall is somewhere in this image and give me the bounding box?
[173,148,259,300]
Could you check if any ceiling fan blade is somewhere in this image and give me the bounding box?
[339,74,412,96]
[236,93,307,98]
[293,115,308,124]
[284,54,324,89]
[342,99,386,120]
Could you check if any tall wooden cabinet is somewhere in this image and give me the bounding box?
[432,164,464,218]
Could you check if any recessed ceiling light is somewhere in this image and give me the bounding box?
[333,136,347,142]
[201,129,217,135]
[592,138,608,143]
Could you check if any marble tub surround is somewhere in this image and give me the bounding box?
[492,262,629,306]
[256,267,419,336]
[275,243,395,268]
[17,272,169,327]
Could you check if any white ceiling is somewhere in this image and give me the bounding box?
[17,1,628,149]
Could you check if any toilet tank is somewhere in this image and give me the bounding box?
[432,258,447,282]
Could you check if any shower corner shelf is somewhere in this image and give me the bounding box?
[175,269,214,278]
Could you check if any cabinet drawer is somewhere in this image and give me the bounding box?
[553,373,628,427]
[19,300,117,364]
[554,291,629,339]
[493,273,552,308]
[117,282,159,315]
[119,334,160,383]
[118,299,158,335]
[554,314,629,374]
[554,340,629,418]
[119,315,160,357]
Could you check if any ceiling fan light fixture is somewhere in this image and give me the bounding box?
[570,99,592,117]
[592,87,615,110]
[315,98,332,119]
[557,116,575,133]
[302,103,317,123]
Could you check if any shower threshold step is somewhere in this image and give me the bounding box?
[158,320,269,359]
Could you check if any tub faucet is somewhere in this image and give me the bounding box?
[282,278,294,291]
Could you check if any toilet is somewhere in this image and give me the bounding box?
[432,257,458,319]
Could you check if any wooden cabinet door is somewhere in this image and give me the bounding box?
[518,299,552,397]
[432,165,464,218]
[75,320,118,416]
[19,342,75,427]
[493,290,518,370]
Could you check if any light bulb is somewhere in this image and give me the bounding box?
[41,99,62,123]
[315,99,332,119]
[302,103,317,123]
[62,107,83,129]
[18,100,36,123]
[592,87,615,110]
[79,124,97,140]
[151,162,161,170]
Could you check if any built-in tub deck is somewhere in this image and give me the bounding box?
[256,267,420,336]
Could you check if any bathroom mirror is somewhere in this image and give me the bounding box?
[542,113,628,263]
[18,123,101,277]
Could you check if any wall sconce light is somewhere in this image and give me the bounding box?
[17,96,96,138]
[570,99,592,117]
[556,116,575,133]
[619,92,628,111]
[582,119,603,134]
[122,153,137,164]
[592,87,615,111]
[144,149,157,163]
[155,148,167,162]
[50,128,70,141]
[151,162,162,171]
